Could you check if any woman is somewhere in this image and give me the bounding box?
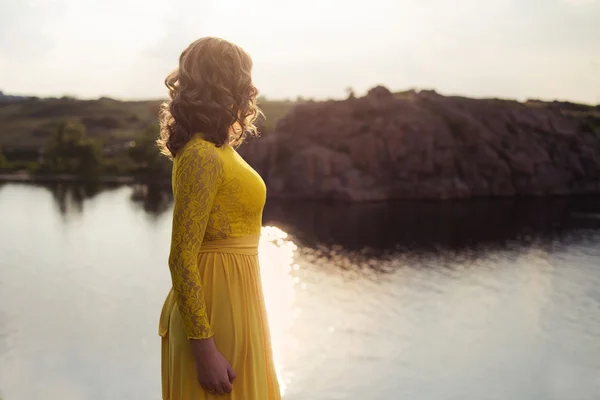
[157,37,281,399]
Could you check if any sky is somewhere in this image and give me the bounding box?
[0,0,599,104]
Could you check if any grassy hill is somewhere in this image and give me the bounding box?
[0,96,297,151]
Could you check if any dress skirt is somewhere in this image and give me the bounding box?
[159,235,281,400]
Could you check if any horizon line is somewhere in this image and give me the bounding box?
[1,87,598,107]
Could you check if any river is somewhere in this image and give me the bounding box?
[1,182,599,400]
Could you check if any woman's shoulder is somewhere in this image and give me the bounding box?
[174,134,231,175]
[177,135,224,160]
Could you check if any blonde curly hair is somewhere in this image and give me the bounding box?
[157,37,262,158]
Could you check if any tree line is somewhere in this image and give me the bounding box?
[0,121,171,182]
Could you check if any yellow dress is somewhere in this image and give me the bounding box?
[159,135,281,400]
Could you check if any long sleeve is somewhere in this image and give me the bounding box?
[168,141,223,339]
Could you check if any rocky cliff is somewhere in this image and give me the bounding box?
[239,87,600,201]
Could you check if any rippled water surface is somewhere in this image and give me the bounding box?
[1,182,600,400]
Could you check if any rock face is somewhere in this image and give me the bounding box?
[239,87,600,201]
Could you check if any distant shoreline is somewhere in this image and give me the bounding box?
[2,172,599,203]
[0,172,170,185]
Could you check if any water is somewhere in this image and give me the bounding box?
[1,182,600,400]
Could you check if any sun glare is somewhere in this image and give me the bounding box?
[259,226,299,396]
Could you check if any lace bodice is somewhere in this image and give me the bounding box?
[167,135,267,339]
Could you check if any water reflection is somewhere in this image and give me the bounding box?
[18,182,600,273]
[39,182,105,215]
[24,182,173,217]
[263,196,600,252]
[24,182,600,255]
[129,184,172,216]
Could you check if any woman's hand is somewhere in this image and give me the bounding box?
[190,337,236,395]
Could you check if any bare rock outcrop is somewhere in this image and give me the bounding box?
[239,88,600,201]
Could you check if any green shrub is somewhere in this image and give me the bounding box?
[127,125,171,180]
[0,146,6,168]
[41,121,103,177]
